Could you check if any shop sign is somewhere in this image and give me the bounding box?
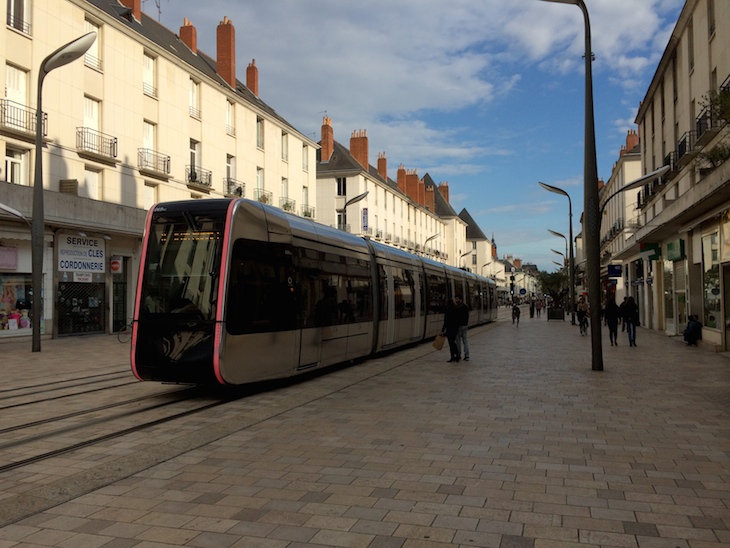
[0,247,18,270]
[362,208,368,232]
[666,239,685,261]
[58,235,106,274]
[607,264,622,278]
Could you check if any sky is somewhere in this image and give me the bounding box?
[151,0,685,272]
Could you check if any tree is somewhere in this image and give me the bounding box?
[536,270,568,307]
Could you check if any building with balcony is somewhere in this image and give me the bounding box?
[615,0,729,348]
[0,0,317,339]
[316,117,472,265]
[599,130,642,308]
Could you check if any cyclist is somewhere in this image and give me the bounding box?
[512,302,521,326]
[577,296,589,335]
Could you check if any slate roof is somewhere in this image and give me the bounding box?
[85,0,309,140]
[458,208,488,240]
[421,173,458,218]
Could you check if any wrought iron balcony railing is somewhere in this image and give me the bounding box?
[0,100,47,136]
[254,188,273,205]
[225,178,244,197]
[138,149,170,174]
[280,197,296,213]
[186,165,212,187]
[76,127,118,159]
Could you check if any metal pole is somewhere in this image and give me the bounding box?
[31,70,45,352]
[578,0,603,371]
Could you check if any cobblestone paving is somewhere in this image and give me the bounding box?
[0,309,728,547]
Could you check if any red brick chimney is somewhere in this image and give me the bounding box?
[626,129,639,151]
[120,0,141,22]
[397,164,407,193]
[425,186,435,211]
[246,60,258,96]
[377,152,387,181]
[179,18,197,54]
[406,169,419,202]
[598,178,605,191]
[350,130,369,171]
[321,116,333,162]
[438,182,449,204]
[216,16,236,88]
[514,258,522,269]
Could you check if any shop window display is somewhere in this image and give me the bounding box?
[0,274,33,333]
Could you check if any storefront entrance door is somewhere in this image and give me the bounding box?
[58,282,106,335]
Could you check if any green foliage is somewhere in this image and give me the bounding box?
[536,270,568,304]
[698,142,730,168]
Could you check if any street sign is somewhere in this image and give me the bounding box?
[520,288,526,295]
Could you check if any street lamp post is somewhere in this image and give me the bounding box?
[599,166,670,223]
[540,0,601,371]
[423,233,439,256]
[459,250,472,271]
[336,190,369,233]
[540,182,575,325]
[481,262,491,276]
[548,229,568,266]
[31,32,96,352]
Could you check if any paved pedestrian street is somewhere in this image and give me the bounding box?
[0,309,729,547]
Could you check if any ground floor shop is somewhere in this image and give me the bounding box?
[0,227,140,341]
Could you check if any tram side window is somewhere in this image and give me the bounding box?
[315,252,346,327]
[346,257,373,323]
[226,240,296,334]
[468,281,480,311]
[296,247,319,329]
[427,272,447,314]
[393,267,415,318]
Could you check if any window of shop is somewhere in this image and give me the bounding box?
[702,232,720,328]
[0,273,34,333]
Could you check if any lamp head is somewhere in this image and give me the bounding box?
[547,228,566,240]
[42,32,97,75]
[539,0,579,4]
[538,181,569,198]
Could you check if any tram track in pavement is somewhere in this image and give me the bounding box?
[0,331,452,528]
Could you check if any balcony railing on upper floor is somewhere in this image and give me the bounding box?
[186,165,212,187]
[254,188,273,205]
[676,130,697,167]
[301,204,315,219]
[225,178,244,197]
[0,100,47,137]
[6,13,30,34]
[280,197,296,213]
[84,53,103,72]
[138,148,170,176]
[76,127,118,160]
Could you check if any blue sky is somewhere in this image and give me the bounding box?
[153,0,684,271]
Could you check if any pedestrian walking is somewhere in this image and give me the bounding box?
[535,299,543,318]
[454,295,470,361]
[442,299,461,362]
[622,296,640,346]
[603,297,621,346]
[512,303,521,326]
[529,300,535,318]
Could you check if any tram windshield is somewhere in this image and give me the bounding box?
[140,211,224,320]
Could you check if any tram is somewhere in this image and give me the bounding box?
[131,198,497,385]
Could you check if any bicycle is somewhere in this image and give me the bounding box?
[578,315,588,336]
[117,322,133,343]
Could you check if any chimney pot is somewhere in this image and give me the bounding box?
[217,16,236,88]
[246,59,259,96]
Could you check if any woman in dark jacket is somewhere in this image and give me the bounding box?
[442,299,461,362]
[622,296,640,346]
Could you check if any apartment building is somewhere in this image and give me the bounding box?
[316,116,476,266]
[599,130,642,311]
[615,0,729,348]
[0,0,318,339]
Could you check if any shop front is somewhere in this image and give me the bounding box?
[0,237,45,338]
[56,233,107,336]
